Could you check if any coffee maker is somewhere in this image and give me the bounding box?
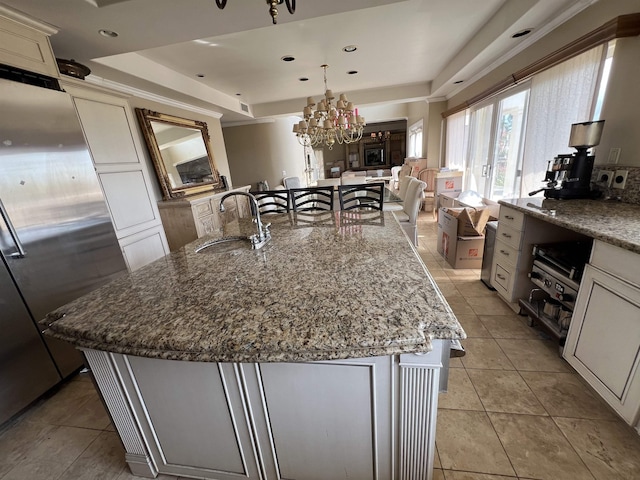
[529,120,605,199]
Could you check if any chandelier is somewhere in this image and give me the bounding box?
[292,65,366,150]
[215,0,295,25]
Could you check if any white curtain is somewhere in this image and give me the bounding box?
[445,110,468,171]
[521,45,604,195]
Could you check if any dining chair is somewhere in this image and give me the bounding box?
[283,176,302,190]
[251,190,290,214]
[338,182,385,211]
[392,177,426,246]
[390,166,402,190]
[397,173,412,201]
[289,186,334,212]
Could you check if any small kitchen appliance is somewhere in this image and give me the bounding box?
[519,241,592,350]
[529,120,605,199]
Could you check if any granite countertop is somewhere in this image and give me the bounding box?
[499,198,640,254]
[43,211,464,363]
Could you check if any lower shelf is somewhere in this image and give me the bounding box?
[518,298,567,343]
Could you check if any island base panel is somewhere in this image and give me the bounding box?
[82,342,445,480]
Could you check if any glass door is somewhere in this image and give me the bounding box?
[466,104,495,195]
[489,89,528,200]
[465,85,529,200]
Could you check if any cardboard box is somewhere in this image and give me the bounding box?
[435,170,463,194]
[437,207,486,269]
[438,191,501,219]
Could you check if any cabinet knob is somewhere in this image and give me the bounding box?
[500,250,510,256]
[496,274,506,280]
[505,215,514,220]
[502,233,512,239]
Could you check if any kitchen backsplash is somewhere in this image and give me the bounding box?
[591,165,640,205]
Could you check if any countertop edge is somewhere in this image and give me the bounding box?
[498,199,640,255]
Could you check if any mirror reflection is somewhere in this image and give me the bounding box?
[150,121,213,189]
[136,109,222,199]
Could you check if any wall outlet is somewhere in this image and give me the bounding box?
[612,170,628,189]
[282,170,287,178]
[596,170,614,187]
[607,148,621,164]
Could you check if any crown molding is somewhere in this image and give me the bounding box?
[0,4,58,35]
[222,118,276,128]
[84,75,224,119]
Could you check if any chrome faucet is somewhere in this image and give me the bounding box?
[219,191,271,249]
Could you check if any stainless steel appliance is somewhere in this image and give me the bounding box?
[529,120,605,199]
[519,241,591,350]
[0,71,127,425]
[480,220,497,289]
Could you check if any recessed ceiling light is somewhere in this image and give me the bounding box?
[453,80,464,84]
[512,28,532,38]
[299,77,309,82]
[343,45,358,53]
[235,93,242,96]
[98,29,118,38]
[281,55,295,62]
[347,71,358,75]
[196,73,205,78]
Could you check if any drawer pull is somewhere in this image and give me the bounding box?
[502,233,512,239]
[496,274,506,280]
[500,250,509,256]
[505,215,514,220]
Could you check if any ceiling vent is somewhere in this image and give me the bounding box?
[240,103,249,113]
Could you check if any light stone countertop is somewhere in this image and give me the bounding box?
[43,211,465,363]
[499,198,640,254]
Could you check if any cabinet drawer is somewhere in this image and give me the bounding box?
[492,263,512,292]
[499,208,525,231]
[494,240,518,268]
[496,223,522,250]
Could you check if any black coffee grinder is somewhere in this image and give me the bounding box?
[530,120,605,199]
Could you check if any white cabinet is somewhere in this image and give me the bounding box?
[158,186,251,251]
[0,7,59,78]
[84,342,445,480]
[564,240,640,426]
[491,206,587,311]
[62,78,170,271]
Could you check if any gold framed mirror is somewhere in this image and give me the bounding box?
[135,108,222,199]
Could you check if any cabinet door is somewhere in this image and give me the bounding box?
[0,15,59,78]
[564,265,640,425]
[195,213,221,237]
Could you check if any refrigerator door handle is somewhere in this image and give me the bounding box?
[0,197,26,258]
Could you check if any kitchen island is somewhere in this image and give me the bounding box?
[43,211,464,480]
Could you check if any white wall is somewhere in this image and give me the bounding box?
[223,117,306,189]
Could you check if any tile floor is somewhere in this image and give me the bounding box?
[416,212,640,480]
[1,211,639,480]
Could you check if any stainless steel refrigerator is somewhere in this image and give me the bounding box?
[0,75,127,425]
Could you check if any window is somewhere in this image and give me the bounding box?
[408,120,423,158]
[521,44,605,195]
[444,43,609,200]
[445,110,468,171]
